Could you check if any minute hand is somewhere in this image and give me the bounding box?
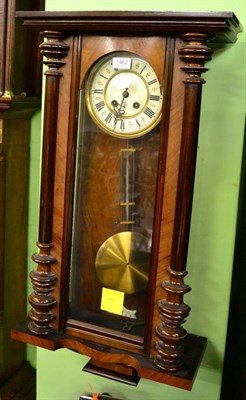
[113,88,129,129]
[117,88,129,116]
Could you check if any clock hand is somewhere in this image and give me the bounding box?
[113,115,123,131]
[113,88,129,130]
[121,88,129,104]
[111,88,129,130]
[117,88,129,115]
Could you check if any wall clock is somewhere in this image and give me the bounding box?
[12,11,242,391]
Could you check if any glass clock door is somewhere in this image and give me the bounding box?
[68,51,163,343]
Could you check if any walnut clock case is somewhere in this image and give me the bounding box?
[12,11,242,391]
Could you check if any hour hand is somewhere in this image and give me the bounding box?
[111,99,125,118]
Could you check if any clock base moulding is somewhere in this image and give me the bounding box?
[11,322,206,390]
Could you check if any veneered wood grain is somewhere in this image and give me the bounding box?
[12,322,206,391]
[48,35,74,332]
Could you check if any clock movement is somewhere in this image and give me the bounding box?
[12,11,242,390]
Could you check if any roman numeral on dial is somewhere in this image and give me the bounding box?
[93,89,104,94]
[149,95,160,101]
[135,118,141,127]
[144,107,155,118]
[148,78,158,86]
[105,113,113,124]
[96,101,105,111]
[99,74,108,80]
[140,64,147,74]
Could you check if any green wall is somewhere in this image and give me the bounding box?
[27,0,245,398]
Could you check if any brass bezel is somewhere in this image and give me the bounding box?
[85,51,163,139]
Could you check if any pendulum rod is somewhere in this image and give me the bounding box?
[120,144,136,230]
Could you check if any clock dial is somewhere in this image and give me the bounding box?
[86,51,163,138]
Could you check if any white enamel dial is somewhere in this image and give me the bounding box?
[86,52,163,138]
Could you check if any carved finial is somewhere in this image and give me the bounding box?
[40,30,69,76]
[179,33,213,83]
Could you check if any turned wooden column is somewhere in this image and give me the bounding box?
[154,33,213,372]
[28,31,69,335]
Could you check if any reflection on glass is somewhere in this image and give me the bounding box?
[69,70,161,339]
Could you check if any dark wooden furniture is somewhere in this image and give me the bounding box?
[0,0,43,396]
[12,11,242,392]
[0,363,36,399]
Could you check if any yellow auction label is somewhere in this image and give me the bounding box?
[100,287,125,315]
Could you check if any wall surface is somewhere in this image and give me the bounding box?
[26,0,245,399]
